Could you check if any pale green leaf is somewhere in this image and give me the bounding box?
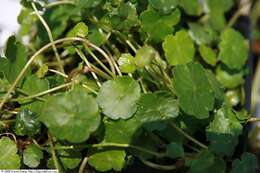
[163,30,195,66]
[199,45,217,66]
[23,144,43,168]
[0,137,20,169]
[88,150,126,172]
[97,77,141,119]
[118,53,136,73]
[219,28,248,69]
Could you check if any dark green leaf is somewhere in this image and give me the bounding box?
[206,106,243,156]
[205,70,224,101]
[97,77,141,119]
[173,63,214,118]
[232,152,258,173]
[15,109,41,137]
[187,150,226,173]
[179,0,202,16]
[0,36,28,84]
[166,142,184,158]
[140,8,180,42]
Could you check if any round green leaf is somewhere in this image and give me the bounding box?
[97,77,141,119]
[135,46,156,68]
[199,44,217,66]
[173,62,214,119]
[15,109,41,137]
[40,86,100,143]
[118,53,136,73]
[163,30,195,66]
[219,28,248,69]
[104,117,141,144]
[66,22,88,38]
[88,150,126,172]
[23,144,43,168]
[0,137,20,169]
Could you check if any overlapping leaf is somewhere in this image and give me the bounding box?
[97,77,141,119]
[173,63,214,118]
[163,30,195,65]
[40,86,100,143]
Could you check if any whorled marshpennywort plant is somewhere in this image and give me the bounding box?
[0,0,258,172]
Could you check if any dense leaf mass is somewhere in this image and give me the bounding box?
[0,0,257,172]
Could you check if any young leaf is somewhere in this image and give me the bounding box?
[199,45,217,66]
[23,144,43,168]
[15,109,41,137]
[206,106,243,156]
[219,28,248,69]
[135,46,156,68]
[66,22,88,38]
[40,86,101,143]
[0,137,20,169]
[97,77,141,119]
[163,30,195,66]
[118,53,136,73]
[232,152,258,173]
[173,63,214,119]
[0,36,28,84]
[88,150,126,172]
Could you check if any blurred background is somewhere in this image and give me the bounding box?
[1,0,260,156]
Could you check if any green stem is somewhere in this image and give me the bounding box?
[0,37,109,110]
[54,143,167,158]
[81,84,98,95]
[16,88,45,101]
[75,48,101,87]
[88,63,112,80]
[48,133,61,171]
[139,157,176,171]
[83,43,115,77]
[170,122,208,149]
[78,157,88,173]
[11,82,73,102]
[31,2,65,74]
